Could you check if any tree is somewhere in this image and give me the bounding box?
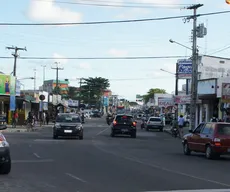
[68,86,79,100]
[80,77,110,106]
[143,88,166,103]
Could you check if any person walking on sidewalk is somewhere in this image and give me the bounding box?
[178,115,185,139]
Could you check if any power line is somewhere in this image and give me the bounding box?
[208,45,230,55]
[33,0,187,9]
[0,56,188,60]
[0,10,229,26]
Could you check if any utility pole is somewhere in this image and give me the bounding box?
[186,4,203,130]
[51,62,64,104]
[33,68,36,93]
[175,62,179,119]
[41,65,46,92]
[6,46,27,76]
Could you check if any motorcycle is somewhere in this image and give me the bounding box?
[171,127,179,138]
[141,120,147,129]
[106,115,113,125]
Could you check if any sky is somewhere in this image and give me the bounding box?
[0,0,230,101]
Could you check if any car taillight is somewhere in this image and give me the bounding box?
[113,120,117,125]
[214,138,221,146]
[133,122,136,126]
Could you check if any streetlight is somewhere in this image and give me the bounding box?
[169,39,192,51]
[18,77,34,80]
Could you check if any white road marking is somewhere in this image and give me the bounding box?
[33,153,41,158]
[92,140,230,188]
[96,127,109,136]
[142,190,230,192]
[65,173,87,183]
[34,139,65,142]
[12,159,54,163]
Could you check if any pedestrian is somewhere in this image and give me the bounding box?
[178,115,185,139]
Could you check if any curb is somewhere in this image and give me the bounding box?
[164,129,172,135]
[1,127,41,133]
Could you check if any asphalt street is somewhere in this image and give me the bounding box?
[1,118,230,192]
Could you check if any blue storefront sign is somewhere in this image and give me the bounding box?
[177,59,192,79]
[10,95,16,111]
[103,96,108,106]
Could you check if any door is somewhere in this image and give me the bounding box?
[188,123,205,151]
[199,123,213,152]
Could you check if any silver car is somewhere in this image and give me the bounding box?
[146,117,164,132]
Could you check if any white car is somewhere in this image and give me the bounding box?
[146,117,164,132]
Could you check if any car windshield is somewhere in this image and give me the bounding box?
[217,124,230,135]
[56,114,81,123]
[149,118,161,122]
[116,115,133,123]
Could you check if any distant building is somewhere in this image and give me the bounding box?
[42,79,69,99]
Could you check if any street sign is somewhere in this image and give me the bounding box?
[177,59,192,79]
[39,94,45,101]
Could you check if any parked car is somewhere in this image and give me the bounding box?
[182,122,230,159]
[0,125,11,174]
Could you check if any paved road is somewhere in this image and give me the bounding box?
[1,118,230,192]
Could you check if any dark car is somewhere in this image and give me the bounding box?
[0,125,11,174]
[53,113,83,140]
[182,122,230,159]
[91,111,101,118]
[110,114,137,138]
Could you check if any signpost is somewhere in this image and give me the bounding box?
[177,59,192,79]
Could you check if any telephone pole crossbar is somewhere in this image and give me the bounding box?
[51,62,64,95]
[186,4,203,130]
[6,46,27,76]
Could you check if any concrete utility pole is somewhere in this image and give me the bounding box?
[41,65,46,92]
[186,4,203,130]
[33,68,36,93]
[6,46,27,76]
[51,62,64,104]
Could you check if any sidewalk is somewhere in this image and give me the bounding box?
[1,124,54,133]
[163,125,190,136]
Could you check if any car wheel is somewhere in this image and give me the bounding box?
[205,145,215,159]
[146,128,149,131]
[79,134,83,140]
[131,132,136,138]
[0,156,11,174]
[110,131,115,137]
[159,128,163,132]
[53,132,58,139]
[183,142,191,155]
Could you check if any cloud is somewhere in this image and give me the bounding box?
[28,0,82,22]
[108,48,128,57]
[53,53,68,64]
[78,63,91,70]
[116,8,150,19]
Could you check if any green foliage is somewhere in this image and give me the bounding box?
[68,86,79,100]
[143,88,166,103]
[80,77,110,105]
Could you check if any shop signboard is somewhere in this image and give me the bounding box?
[177,59,192,79]
[222,83,230,102]
[0,74,16,95]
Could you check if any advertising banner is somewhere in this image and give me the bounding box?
[103,96,108,106]
[16,80,21,96]
[10,95,16,111]
[174,95,191,104]
[177,59,192,79]
[158,97,174,108]
[222,83,230,102]
[0,74,11,95]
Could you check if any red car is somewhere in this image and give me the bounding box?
[182,122,230,159]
